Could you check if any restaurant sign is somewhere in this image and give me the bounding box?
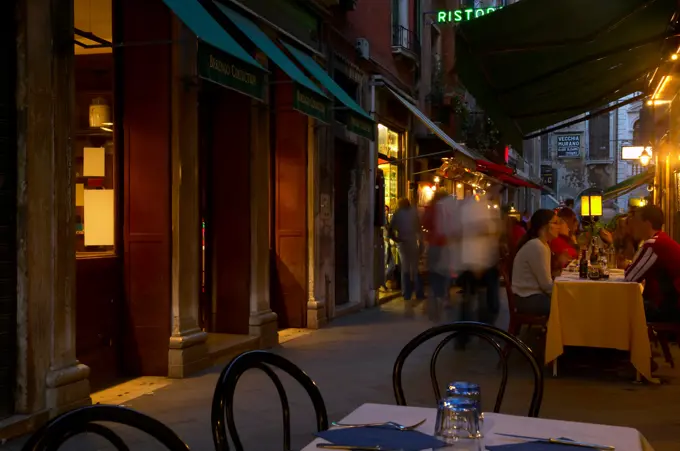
[541,165,556,190]
[197,42,266,102]
[293,84,330,123]
[437,7,503,23]
[346,114,375,140]
[556,134,582,158]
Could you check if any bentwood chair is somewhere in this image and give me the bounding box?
[211,350,329,451]
[500,257,548,339]
[392,321,544,417]
[21,405,190,451]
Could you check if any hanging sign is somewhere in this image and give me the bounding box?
[197,42,266,102]
[541,165,556,190]
[437,7,503,23]
[555,134,582,158]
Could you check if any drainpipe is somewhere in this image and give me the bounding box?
[368,76,378,307]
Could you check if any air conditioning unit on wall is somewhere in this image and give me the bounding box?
[356,38,369,60]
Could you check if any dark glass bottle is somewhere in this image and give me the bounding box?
[579,249,588,279]
[589,246,599,265]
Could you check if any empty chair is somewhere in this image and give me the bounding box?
[21,405,190,451]
[211,350,328,451]
[392,321,544,417]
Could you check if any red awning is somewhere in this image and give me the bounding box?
[497,173,542,190]
[476,160,513,176]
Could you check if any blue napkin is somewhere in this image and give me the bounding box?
[315,427,449,451]
[487,438,584,450]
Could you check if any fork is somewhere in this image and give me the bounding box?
[331,418,426,431]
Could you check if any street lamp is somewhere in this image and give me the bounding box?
[639,148,652,167]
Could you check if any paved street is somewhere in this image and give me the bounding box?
[7,295,680,450]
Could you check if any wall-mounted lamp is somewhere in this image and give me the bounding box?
[639,149,652,167]
[433,176,440,183]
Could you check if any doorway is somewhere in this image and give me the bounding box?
[0,0,17,420]
[334,139,358,306]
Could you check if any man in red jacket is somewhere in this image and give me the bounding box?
[625,205,680,322]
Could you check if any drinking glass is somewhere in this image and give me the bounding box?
[446,381,483,430]
[434,397,483,450]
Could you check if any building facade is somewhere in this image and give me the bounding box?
[1,0,380,438]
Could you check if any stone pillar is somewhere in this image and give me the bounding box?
[248,101,278,347]
[15,0,90,416]
[307,119,327,329]
[168,19,208,378]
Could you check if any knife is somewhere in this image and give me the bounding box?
[316,444,401,450]
[496,432,615,450]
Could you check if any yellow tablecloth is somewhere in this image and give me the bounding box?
[545,272,653,381]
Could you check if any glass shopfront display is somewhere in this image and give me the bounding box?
[377,123,403,216]
[74,2,116,257]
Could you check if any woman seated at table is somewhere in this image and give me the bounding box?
[511,209,561,316]
[550,207,579,270]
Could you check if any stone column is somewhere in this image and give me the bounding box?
[306,119,327,329]
[168,19,208,378]
[248,100,278,347]
[16,0,90,416]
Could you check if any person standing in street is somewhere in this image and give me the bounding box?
[388,198,425,301]
[422,189,454,320]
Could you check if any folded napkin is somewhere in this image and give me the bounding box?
[315,427,448,451]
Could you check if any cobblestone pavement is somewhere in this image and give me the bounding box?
[7,295,680,450]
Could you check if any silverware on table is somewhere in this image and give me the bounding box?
[496,432,615,450]
[316,444,401,450]
[330,419,426,431]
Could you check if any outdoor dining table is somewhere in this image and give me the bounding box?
[544,269,655,382]
[302,402,654,450]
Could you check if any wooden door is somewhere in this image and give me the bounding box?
[0,0,16,419]
[208,86,251,335]
[334,139,357,306]
[271,72,308,328]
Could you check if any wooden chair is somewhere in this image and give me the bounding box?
[21,405,190,451]
[392,321,544,417]
[499,257,548,337]
[211,350,328,451]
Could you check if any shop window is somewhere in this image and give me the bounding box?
[378,123,403,214]
[74,0,116,257]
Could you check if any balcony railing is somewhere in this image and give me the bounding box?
[392,25,420,57]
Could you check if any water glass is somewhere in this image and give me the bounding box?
[434,397,483,450]
[446,381,483,428]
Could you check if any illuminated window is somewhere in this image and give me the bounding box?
[378,123,402,213]
[74,0,116,257]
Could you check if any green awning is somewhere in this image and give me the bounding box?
[455,0,677,148]
[162,0,267,100]
[603,169,654,200]
[282,42,375,140]
[215,3,331,123]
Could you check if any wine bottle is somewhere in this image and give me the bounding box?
[579,249,588,279]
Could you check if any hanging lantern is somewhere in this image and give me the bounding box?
[639,148,652,167]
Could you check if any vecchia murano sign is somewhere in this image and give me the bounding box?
[437,7,503,23]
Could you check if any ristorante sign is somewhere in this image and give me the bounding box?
[437,7,503,23]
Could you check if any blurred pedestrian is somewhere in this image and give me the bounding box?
[389,198,425,301]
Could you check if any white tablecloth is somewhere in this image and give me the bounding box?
[302,403,654,450]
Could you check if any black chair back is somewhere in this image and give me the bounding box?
[392,321,544,417]
[21,405,190,451]
[211,350,328,451]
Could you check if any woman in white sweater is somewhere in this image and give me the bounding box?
[511,209,561,316]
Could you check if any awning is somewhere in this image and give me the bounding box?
[455,0,677,147]
[476,159,513,176]
[215,3,331,122]
[282,43,376,140]
[162,0,268,101]
[384,87,485,164]
[603,169,654,200]
[496,173,542,190]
